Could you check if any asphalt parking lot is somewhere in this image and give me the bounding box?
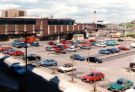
[1,40,135,91]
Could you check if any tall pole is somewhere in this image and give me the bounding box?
[124,22,127,37]
[24,31,28,92]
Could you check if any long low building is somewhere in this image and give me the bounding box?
[0,17,99,40]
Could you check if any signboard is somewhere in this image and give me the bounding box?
[72,34,84,40]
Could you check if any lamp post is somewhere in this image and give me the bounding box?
[24,25,28,92]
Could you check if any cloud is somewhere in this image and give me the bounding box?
[0,0,135,23]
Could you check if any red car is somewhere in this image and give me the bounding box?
[8,50,24,56]
[54,48,66,54]
[118,46,129,50]
[0,47,12,52]
[48,41,54,45]
[60,40,71,44]
[81,72,104,83]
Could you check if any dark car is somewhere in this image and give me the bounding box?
[70,54,85,61]
[10,63,26,75]
[87,57,102,63]
[23,54,41,61]
[31,42,39,47]
[107,48,120,53]
[99,49,111,55]
[14,42,27,48]
[38,59,57,66]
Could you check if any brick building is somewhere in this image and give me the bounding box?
[0,17,97,40]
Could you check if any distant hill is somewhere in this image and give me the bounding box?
[119,20,135,29]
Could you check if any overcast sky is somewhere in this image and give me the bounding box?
[0,0,135,24]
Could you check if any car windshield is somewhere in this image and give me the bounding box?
[9,49,16,52]
[117,80,124,85]
[87,73,94,76]
[15,66,23,70]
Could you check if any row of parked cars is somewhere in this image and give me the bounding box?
[12,40,39,48]
[46,39,120,54]
[99,46,130,55]
[0,47,24,56]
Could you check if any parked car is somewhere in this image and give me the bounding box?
[70,54,85,61]
[54,48,66,54]
[95,42,107,47]
[7,49,24,56]
[3,48,15,54]
[80,46,91,49]
[130,42,135,48]
[106,48,120,53]
[0,47,12,52]
[39,59,57,66]
[31,42,39,47]
[23,54,41,61]
[10,63,26,75]
[118,46,129,50]
[99,49,111,55]
[86,57,102,63]
[45,46,54,51]
[105,40,118,46]
[67,46,77,52]
[57,63,76,73]
[13,42,27,48]
[48,41,55,45]
[81,72,104,83]
[108,78,134,91]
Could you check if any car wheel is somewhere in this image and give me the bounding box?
[63,70,66,73]
[101,77,104,81]
[89,80,93,83]
[43,64,46,67]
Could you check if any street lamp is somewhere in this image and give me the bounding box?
[24,25,28,92]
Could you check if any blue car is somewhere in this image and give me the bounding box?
[99,49,111,54]
[70,54,85,61]
[105,40,117,46]
[39,59,57,66]
[10,63,26,75]
[31,42,39,47]
[12,41,27,48]
[107,48,120,53]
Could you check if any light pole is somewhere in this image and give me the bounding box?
[24,24,28,92]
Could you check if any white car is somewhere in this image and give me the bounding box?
[130,42,135,48]
[95,42,107,47]
[57,63,76,73]
[67,46,77,52]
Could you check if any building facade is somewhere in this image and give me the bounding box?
[1,9,26,18]
[0,17,97,40]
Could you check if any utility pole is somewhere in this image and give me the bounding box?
[124,22,127,37]
[24,24,28,92]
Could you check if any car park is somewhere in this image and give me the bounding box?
[70,54,85,61]
[86,57,102,63]
[57,63,76,73]
[23,54,41,61]
[10,63,26,75]
[81,72,104,83]
[38,59,57,66]
[99,49,111,54]
[118,46,129,50]
[108,78,134,91]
